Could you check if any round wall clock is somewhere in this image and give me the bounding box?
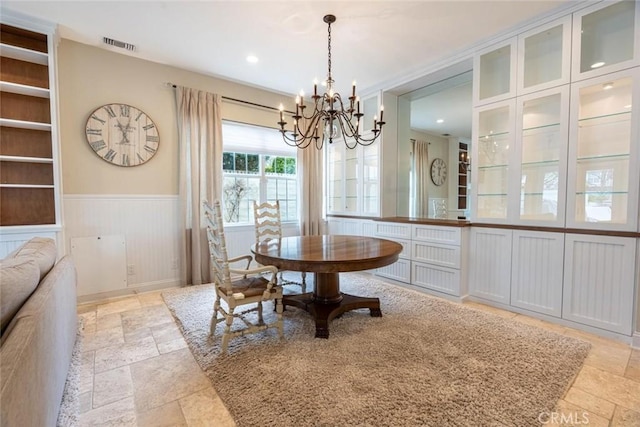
[85,103,159,167]
[430,158,447,186]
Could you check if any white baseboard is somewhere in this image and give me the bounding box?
[77,278,181,304]
[632,332,640,349]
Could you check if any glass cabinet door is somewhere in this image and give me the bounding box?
[344,146,359,213]
[517,16,571,95]
[516,87,569,225]
[572,0,640,82]
[567,69,639,231]
[326,143,343,213]
[361,142,379,215]
[472,100,516,221]
[473,39,517,106]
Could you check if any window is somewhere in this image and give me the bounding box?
[222,122,298,224]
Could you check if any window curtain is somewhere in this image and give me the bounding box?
[175,86,223,286]
[299,145,323,235]
[412,140,429,217]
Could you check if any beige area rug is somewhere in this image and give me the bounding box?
[163,273,591,427]
[57,320,83,427]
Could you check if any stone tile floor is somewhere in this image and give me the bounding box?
[76,283,640,426]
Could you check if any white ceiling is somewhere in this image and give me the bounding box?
[2,0,577,96]
[2,1,579,140]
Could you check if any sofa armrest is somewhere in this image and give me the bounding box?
[0,255,78,426]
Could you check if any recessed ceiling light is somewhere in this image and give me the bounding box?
[436,119,444,124]
[624,104,632,109]
[246,55,259,64]
[602,82,614,90]
[591,61,605,69]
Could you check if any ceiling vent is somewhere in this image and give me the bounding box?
[103,37,136,52]
[442,133,451,137]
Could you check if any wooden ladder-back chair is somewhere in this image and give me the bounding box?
[203,200,284,353]
[253,200,307,292]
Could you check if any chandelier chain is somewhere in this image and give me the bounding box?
[327,21,332,82]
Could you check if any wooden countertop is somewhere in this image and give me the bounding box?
[326,215,640,237]
[375,216,471,227]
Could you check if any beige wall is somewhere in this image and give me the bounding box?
[57,39,292,195]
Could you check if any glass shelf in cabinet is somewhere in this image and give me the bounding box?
[578,111,631,126]
[576,153,629,162]
[478,164,509,170]
[522,122,561,133]
[477,131,510,139]
[522,159,560,166]
[477,193,508,197]
[576,190,628,195]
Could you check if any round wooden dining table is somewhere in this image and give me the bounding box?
[251,235,402,338]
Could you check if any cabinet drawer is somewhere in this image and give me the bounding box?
[412,241,460,269]
[411,225,461,245]
[411,261,461,296]
[376,258,411,283]
[375,222,411,239]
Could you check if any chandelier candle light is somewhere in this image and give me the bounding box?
[278,14,385,150]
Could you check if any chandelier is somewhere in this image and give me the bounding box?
[278,14,385,150]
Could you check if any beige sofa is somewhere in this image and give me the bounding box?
[0,238,78,426]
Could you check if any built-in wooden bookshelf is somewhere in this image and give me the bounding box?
[457,142,468,210]
[0,23,56,226]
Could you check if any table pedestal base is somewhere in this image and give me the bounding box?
[283,272,382,338]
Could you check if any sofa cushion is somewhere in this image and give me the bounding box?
[0,258,40,335]
[8,237,57,281]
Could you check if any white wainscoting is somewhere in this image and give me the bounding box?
[0,226,60,258]
[64,195,181,296]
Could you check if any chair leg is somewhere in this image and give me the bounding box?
[210,295,221,335]
[222,307,234,354]
[301,271,307,293]
[257,301,264,324]
[275,297,284,339]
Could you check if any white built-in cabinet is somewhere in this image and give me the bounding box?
[468,228,512,304]
[410,224,467,297]
[566,68,640,232]
[374,221,412,283]
[563,234,636,335]
[472,0,640,233]
[571,0,640,82]
[326,139,379,216]
[510,230,564,318]
[327,218,468,298]
[468,226,637,335]
[325,91,398,218]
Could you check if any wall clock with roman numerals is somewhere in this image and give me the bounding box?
[85,103,159,167]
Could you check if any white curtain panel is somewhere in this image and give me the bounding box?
[175,86,223,286]
[412,140,429,218]
[299,144,324,236]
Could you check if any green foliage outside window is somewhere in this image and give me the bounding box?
[264,155,296,175]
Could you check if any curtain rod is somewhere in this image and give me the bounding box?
[166,82,294,114]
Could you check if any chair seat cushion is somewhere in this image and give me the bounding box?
[229,276,277,298]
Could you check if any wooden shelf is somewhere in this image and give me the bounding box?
[0,81,49,98]
[0,184,54,188]
[0,118,51,131]
[0,43,47,65]
[0,155,52,163]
